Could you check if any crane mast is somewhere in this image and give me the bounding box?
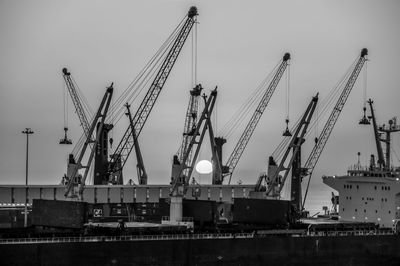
[125,103,148,185]
[65,84,114,199]
[108,7,198,179]
[304,48,368,173]
[266,94,319,197]
[177,84,203,168]
[225,53,291,184]
[171,89,218,194]
[367,99,385,168]
[366,99,400,170]
[169,89,218,223]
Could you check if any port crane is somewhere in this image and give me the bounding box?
[107,7,198,184]
[64,83,114,198]
[301,48,368,209]
[61,68,117,185]
[170,88,218,223]
[218,53,291,185]
[61,68,98,183]
[260,94,319,199]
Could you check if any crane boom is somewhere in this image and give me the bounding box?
[109,7,198,175]
[304,48,368,172]
[225,53,291,184]
[62,68,91,138]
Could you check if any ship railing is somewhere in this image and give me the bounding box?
[161,216,194,222]
[304,229,394,237]
[0,232,256,244]
[348,165,400,176]
[0,229,394,244]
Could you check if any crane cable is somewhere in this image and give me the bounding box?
[271,57,359,162]
[363,59,368,111]
[72,15,187,168]
[106,15,187,125]
[69,75,96,157]
[217,61,281,139]
[302,57,366,209]
[62,81,69,131]
[285,62,291,125]
[220,62,280,138]
[176,16,199,159]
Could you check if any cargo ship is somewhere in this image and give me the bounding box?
[1,5,400,266]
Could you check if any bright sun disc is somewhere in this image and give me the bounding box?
[195,160,213,174]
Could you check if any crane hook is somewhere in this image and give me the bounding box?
[282,118,292,137]
[359,106,370,125]
[59,127,72,145]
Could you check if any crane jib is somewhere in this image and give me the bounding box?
[226,56,290,184]
[304,53,367,170]
[109,10,197,175]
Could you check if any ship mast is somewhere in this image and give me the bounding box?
[366,99,400,170]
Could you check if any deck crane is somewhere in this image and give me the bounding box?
[262,94,319,199]
[220,53,291,185]
[61,68,96,182]
[169,88,218,223]
[107,6,198,184]
[367,99,386,169]
[61,68,114,185]
[176,84,203,175]
[301,48,368,209]
[365,99,400,170]
[64,83,114,199]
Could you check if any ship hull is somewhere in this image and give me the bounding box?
[1,234,399,266]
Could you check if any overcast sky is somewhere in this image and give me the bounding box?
[1,0,399,211]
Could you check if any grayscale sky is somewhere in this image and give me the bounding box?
[1,0,399,212]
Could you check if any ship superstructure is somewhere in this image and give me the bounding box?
[323,100,400,229]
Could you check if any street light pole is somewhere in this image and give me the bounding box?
[22,128,34,228]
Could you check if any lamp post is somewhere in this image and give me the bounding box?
[22,128,34,227]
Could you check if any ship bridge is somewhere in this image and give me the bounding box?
[323,167,400,229]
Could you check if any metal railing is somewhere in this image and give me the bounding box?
[0,232,254,245]
[303,229,394,237]
[0,229,395,245]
